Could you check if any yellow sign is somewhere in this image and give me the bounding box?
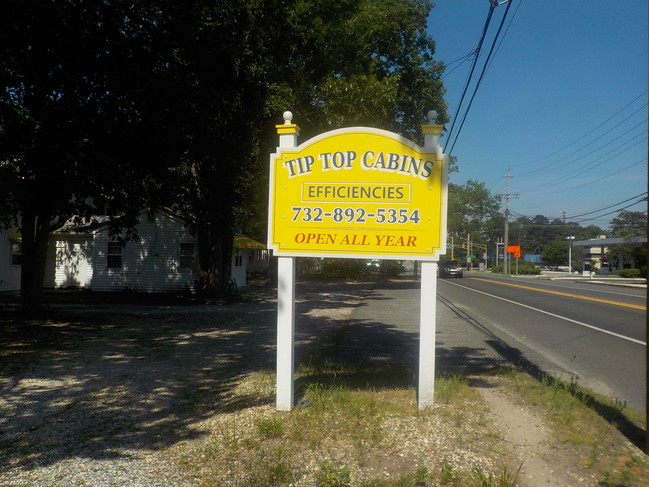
[268,127,447,260]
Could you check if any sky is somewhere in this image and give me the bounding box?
[426,0,648,230]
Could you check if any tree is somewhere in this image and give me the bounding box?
[541,237,569,268]
[607,209,648,272]
[172,0,449,297]
[610,209,648,239]
[1,0,449,309]
[271,0,447,141]
[156,1,296,298]
[233,0,449,264]
[447,180,501,249]
[0,0,188,313]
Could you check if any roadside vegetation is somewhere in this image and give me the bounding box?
[170,360,649,487]
[490,261,541,275]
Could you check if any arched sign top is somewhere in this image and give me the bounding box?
[267,121,448,261]
[290,126,429,154]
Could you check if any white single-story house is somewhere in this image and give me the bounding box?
[1,209,267,293]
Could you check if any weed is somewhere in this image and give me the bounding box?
[257,417,284,439]
[317,461,351,487]
[243,447,294,487]
[470,464,522,487]
[217,417,242,454]
[435,372,468,404]
[440,460,461,484]
[359,466,432,486]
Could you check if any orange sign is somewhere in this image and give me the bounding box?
[506,245,521,258]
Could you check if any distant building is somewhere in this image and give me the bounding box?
[572,235,647,273]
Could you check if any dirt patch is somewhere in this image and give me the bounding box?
[479,383,591,486]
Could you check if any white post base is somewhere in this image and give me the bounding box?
[418,261,438,409]
[276,256,295,411]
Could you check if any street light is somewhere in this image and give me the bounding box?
[566,236,575,275]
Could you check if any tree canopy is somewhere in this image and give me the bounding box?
[1,0,448,312]
[609,210,647,239]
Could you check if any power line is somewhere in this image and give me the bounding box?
[483,0,524,76]
[444,2,498,148]
[521,133,647,193]
[442,50,478,79]
[517,107,648,178]
[512,89,648,169]
[447,0,514,156]
[541,158,646,195]
[571,198,647,224]
[510,192,648,223]
[568,192,647,219]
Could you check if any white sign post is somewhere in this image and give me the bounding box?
[417,116,445,408]
[274,113,299,411]
[269,111,447,411]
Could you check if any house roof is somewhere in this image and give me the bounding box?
[53,215,111,234]
[52,210,266,250]
[572,236,647,247]
[234,235,266,249]
[53,208,188,235]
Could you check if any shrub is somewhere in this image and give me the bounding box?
[619,268,642,278]
[491,261,540,275]
[379,260,404,279]
[320,259,366,278]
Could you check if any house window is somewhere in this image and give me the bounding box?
[11,242,21,266]
[180,243,195,269]
[107,241,122,268]
[234,254,243,267]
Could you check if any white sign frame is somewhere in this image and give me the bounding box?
[270,112,447,411]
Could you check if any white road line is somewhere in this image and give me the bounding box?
[444,280,646,346]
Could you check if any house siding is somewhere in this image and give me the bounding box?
[91,211,197,292]
[47,235,94,289]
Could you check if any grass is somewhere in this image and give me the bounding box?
[469,465,522,487]
[494,366,649,486]
[171,358,649,486]
[178,360,521,486]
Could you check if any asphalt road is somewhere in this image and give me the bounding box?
[438,273,646,411]
[337,273,647,412]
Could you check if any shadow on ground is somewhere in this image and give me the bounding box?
[2,277,643,471]
[0,281,373,470]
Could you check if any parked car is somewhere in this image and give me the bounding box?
[439,260,463,278]
[365,260,380,272]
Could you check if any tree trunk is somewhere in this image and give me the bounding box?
[19,206,50,316]
[196,211,234,300]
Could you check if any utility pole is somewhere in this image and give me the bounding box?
[498,168,519,274]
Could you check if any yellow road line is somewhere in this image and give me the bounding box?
[469,278,647,311]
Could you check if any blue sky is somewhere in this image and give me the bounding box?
[427,0,648,230]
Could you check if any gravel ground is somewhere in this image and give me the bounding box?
[0,281,373,486]
[1,279,646,486]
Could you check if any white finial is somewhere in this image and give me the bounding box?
[283,111,293,124]
[427,110,438,124]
